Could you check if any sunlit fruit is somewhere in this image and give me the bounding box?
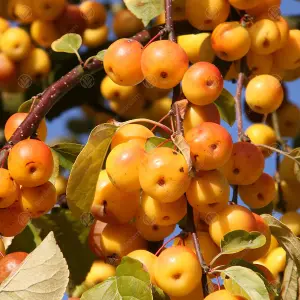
[185,122,233,171]
[280,211,300,236]
[246,0,281,16]
[33,0,65,21]
[88,220,106,258]
[247,51,273,77]
[139,147,191,203]
[277,102,300,137]
[182,62,223,105]
[8,139,54,187]
[264,247,286,277]
[245,75,283,114]
[170,283,204,300]
[204,289,245,299]
[85,261,115,287]
[275,180,300,212]
[144,97,172,122]
[141,40,189,89]
[54,175,67,196]
[83,25,109,48]
[0,53,16,85]
[79,1,106,29]
[229,0,260,9]
[104,39,144,86]
[279,153,300,182]
[0,168,19,209]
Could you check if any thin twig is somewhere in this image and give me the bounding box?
[165,0,176,42]
[231,185,238,204]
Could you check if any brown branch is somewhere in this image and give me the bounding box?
[165,0,176,42]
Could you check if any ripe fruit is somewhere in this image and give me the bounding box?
[33,0,65,21]
[277,102,300,137]
[30,20,60,48]
[85,261,115,287]
[239,173,276,209]
[8,0,36,23]
[106,140,144,192]
[245,75,283,114]
[20,181,57,218]
[139,147,191,203]
[104,39,144,86]
[204,290,244,299]
[0,252,28,283]
[111,124,154,149]
[273,29,300,70]
[185,0,230,31]
[212,22,251,61]
[246,0,281,16]
[154,246,202,297]
[187,170,229,214]
[83,25,108,48]
[209,205,258,247]
[220,142,265,185]
[275,180,300,212]
[280,211,300,236]
[279,153,300,182]
[139,83,170,102]
[56,4,87,35]
[170,284,204,300]
[178,33,215,63]
[0,17,9,35]
[4,113,47,142]
[245,124,277,157]
[247,52,273,77]
[185,122,233,171]
[183,104,220,133]
[0,27,31,62]
[249,19,280,55]
[229,0,260,9]
[0,168,19,209]
[264,247,286,276]
[79,1,106,29]
[0,238,5,257]
[109,97,146,119]
[140,193,187,226]
[91,170,139,224]
[141,40,189,89]
[54,175,67,196]
[88,220,106,258]
[145,97,172,122]
[0,53,16,85]
[113,9,144,38]
[8,139,54,187]
[20,48,51,80]
[127,250,157,282]
[182,62,223,105]
[100,223,147,258]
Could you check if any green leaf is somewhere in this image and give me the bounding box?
[221,266,269,300]
[7,224,41,254]
[214,88,236,126]
[49,149,60,185]
[51,33,82,54]
[262,214,300,273]
[124,0,163,26]
[18,99,33,113]
[281,258,298,300]
[51,143,84,171]
[67,124,117,218]
[32,208,96,290]
[145,137,174,152]
[95,50,106,61]
[0,232,69,300]
[152,285,170,300]
[81,257,152,300]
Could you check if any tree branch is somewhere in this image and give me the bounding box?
[165,0,176,42]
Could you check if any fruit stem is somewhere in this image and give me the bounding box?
[151,111,171,132]
[155,234,180,256]
[255,144,298,163]
[144,28,167,48]
[165,0,176,42]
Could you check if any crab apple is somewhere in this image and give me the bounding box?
[128,250,157,282]
[8,0,36,23]
[79,1,106,29]
[209,205,258,246]
[204,290,245,299]
[275,180,300,212]
[135,209,176,241]
[246,52,273,77]
[154,246,202,297]
[111,124,154,149]
[0,168,20,209]
[211,22,251,61]
[245,124,277,157]
[254,263,277,288]
[183,104,220,133]
[280,211,300,236]
[144,97,172,122]
[245,75,283,114]
[0,27,31,62]
[56,4,87,35]
[185,122,233,171]
[279,153,300,182]
[178,33,215,64]
[273,30,300,70]
[83,25,108,48]
[0,17,9,35]
[220,142,265,185]
[0,53,16,85]
[263,235,279,259]
[8,139,54,187]
[20,48,51,80]
[106,140,144,192]
[246,0,281,16]
[170,283,204,300]
[88,220,107,258]
[185,0,230,31]
[140,193,187,226]
[85,261,115,287]
[4,113,47,142]
[156,0,185,23]
[141,40,189,89]
[182,62,223,105]
[33,0,65,21]
[0,252,28,283]
[277,102,300,137]
[30,20,60,48]
[54,175,67,196]
[264,247,286,277]
[100,223,147,258]
[139,147,191,203]
[104,39,144,86]
[20,181,57,218]
[138,83,170,102]
[113,9,144,38]
[187,170,229,214]
[91,170,139,224]
[229,0,260,9]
